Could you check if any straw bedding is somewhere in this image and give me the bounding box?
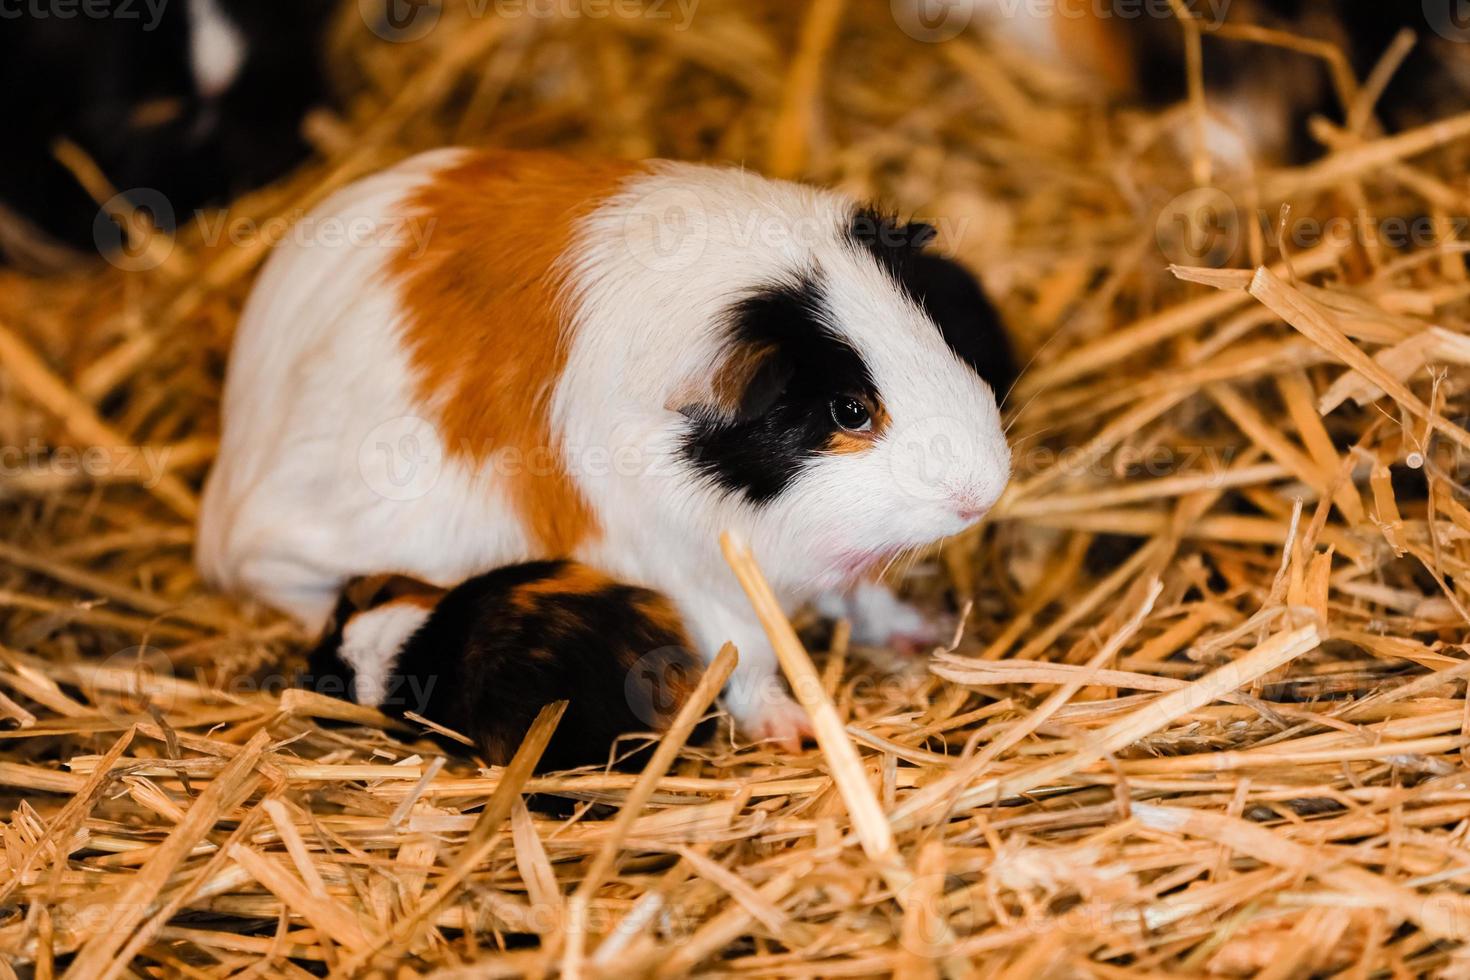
[3,1,1470,975]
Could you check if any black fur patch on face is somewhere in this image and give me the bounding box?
[324,560,710,773]
[848,208,1018,400]
[680,274,878,503]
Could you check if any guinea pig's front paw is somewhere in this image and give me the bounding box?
[815,582,945,655]
[738,694,815,752]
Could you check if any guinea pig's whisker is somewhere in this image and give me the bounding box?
[880,545,922,585]
[1000,320,1066,408]
[878,551,903,581]
[1005,425,1055,450]
[1003,387,1053,437]
[998,323,1067,432]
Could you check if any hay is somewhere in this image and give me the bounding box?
[3,1,1470,975]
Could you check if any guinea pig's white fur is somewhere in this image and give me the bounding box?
[336,600,433,707]
[198,148,1009,743]
[186,0,248,99]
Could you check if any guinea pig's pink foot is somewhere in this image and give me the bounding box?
[741,695,814,752]
[815,582,944,655]
[888,628,944,657]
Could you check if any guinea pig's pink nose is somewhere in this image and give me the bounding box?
[952,498,991,523]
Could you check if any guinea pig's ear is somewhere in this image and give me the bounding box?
[851,208,936,254]
[904,251,1019,401]
[667,341,795,423]
[851,206,1019,399]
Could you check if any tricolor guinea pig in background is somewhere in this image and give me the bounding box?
[0,0,336,262]
[198,149,1014,747]
[964,0,1470,165]
[306,562,710,772]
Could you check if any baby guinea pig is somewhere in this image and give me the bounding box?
[964,0,1470,165]
[199,148,1014,747]
[306,561,711,773]
[0,0,336,260]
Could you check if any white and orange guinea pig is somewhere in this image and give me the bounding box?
[198,149,1014,746]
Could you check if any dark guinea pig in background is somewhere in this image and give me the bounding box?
[971,0,1470,165]
[306,561,715,773]
[0,0,338,261]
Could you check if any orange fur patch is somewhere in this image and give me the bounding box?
[343,573,445,611]
[392,151,644,555]
[1051,7,1136,97]
[508,562,617,612]
[629,590,691,647]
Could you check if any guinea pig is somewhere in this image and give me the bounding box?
[305,561,711,772]
[0,0,336,258]
[963,0,1470,165]
[198,148,1014,746]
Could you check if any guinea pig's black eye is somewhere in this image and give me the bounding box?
[830,396,872,433]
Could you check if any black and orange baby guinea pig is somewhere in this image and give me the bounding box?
[305,560,713,773]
